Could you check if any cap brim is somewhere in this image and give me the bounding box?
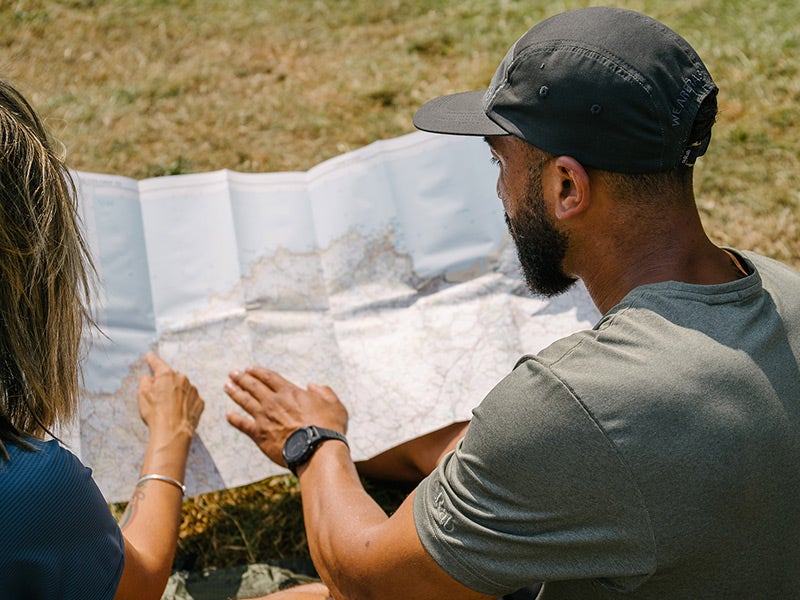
[413,90,509,136]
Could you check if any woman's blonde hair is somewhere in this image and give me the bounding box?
[0,80,95,458]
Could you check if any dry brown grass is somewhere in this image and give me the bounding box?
[3,0,798,261]
[6,0,798,572]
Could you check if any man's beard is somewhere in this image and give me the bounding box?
[505,166,576,297]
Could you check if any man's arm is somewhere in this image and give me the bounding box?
[355,420,470,482]
[225,368,492,600]
[296,439,492,600]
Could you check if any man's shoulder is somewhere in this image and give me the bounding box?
[742,249,799,272]
[742,250,800,289]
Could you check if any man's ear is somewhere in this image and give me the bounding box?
[550,156,590,221]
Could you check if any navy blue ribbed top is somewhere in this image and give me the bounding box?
[0,438,124,599]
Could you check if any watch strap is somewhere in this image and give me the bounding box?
[308,426,348,447]
[284,425,348,475]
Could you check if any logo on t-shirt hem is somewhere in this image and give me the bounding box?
[433,481,456,533]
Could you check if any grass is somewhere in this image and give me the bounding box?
[4,0,798,575]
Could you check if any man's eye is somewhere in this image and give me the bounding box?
[489,156,500,167]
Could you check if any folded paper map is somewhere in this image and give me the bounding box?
[64,132,599,502]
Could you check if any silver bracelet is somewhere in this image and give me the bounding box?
[137,473,186,496]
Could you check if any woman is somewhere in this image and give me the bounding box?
[0,79,204,599]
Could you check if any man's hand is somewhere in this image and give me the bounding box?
[225,366,348,468]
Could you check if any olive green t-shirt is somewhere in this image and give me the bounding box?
[414,251,800,598]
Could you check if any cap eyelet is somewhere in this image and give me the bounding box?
[539,86,549,98]
[590,104,602,115]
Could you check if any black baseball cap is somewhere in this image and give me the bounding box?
[413,7,718,173]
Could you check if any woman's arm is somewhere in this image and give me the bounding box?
[114,353,204,600]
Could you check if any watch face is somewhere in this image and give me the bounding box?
[284,428,312,463]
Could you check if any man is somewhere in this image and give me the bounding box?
[224,7,800,599]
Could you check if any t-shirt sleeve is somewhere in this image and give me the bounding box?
[413,358,656,596]
[0,441,125,599]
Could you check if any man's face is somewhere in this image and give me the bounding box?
[487,136,576,297]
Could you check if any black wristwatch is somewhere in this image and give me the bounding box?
[282,425,349,475]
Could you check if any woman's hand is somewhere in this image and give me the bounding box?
[115,354,205,600]
[138,353,204,445]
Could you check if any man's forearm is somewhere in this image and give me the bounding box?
[296,439,492,600]
[223,367,486,599]
[297,441,392,599]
